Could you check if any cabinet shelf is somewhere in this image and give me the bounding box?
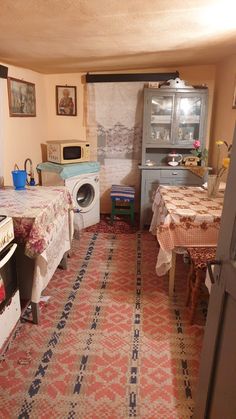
[151,115,172,123]
[179,116,200,123]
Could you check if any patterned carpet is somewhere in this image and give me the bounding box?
[0,232,206,418]
[84,214,138,234]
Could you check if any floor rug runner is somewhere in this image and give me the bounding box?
[0,233,206,418]
[85,214,138,234]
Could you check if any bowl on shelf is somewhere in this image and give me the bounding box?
[145,160,155,167]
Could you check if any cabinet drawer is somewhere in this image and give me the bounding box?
[142,169,160,181]
[160,168,202,185]
[160,169,187,179]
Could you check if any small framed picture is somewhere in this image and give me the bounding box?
[7,77,36,117]
[56,85,77,116]
[232,77,236,109]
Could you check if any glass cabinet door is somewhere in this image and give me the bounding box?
[148,94,174,145]
[175,95,203,146]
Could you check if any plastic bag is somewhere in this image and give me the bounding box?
[73,209,84,240]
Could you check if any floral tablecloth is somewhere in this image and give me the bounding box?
[150,185,224,275]
[0,186,73,258]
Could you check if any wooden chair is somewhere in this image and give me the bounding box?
[110,185,135,225]
[186,246,217,324]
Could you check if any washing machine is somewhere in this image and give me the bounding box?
[65,172,100,228]
[38,161,100,228]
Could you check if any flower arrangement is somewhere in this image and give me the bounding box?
[215,140,231,177]
[191,139,208,165]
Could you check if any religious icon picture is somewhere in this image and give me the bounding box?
[56,85,77,116]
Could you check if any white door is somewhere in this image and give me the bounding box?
[194,124,236,418]
[73,177,99,213]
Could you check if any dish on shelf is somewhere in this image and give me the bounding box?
[145,160,155,167]
[168,161,179,167]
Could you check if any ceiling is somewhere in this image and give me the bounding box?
[1,0,236,74]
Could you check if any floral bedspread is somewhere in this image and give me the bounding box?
[0,186,73,258]
[150,185,224,275]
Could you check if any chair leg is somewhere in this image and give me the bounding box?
[130,201,134,225]
[111,200,115,225]
[189,269,203,324]
[31,302,40,325]
[186,263,194,307]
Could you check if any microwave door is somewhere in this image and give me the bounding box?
[63,146,82,160]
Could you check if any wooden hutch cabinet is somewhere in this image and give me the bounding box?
[139,86,208,229]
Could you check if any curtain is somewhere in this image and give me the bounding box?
[86,82,145,213]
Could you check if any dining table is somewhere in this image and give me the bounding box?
[149,185,224,296]
[0,185,73,322]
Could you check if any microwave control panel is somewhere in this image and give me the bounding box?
[84,145,90,160]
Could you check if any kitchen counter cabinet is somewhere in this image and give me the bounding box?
[140,166,204,229]
[140,86,208,229]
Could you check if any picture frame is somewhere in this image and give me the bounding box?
[7,77,36,117]
[56,85,77,116]
[232,77,236,109]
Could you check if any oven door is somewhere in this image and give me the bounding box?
[0,243,17,309]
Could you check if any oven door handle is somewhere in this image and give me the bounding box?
[0,243,17,269]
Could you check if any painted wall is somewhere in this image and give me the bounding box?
[209,55,236,171]
[1,68,90,185]
[43,73,88,153]
[1,63,47,185]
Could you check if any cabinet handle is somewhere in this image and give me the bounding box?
[172,172,178,175]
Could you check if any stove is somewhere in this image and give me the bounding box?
[0,215,19,349]
[0,215,14,253]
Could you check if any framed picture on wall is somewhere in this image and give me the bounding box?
[56,85,77,116]
[232,77,236,109]
[7,77,36,117]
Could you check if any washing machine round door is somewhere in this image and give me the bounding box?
[72,177,98,213]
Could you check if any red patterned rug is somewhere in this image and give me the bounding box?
[85,214,138,233]
[0,233,206,418]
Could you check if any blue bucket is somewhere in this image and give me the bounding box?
[11,170,27,190]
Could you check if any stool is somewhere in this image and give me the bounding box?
[110,185,135,225]
[186,246,216,324]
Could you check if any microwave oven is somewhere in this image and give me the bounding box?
[47,140,90,164]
